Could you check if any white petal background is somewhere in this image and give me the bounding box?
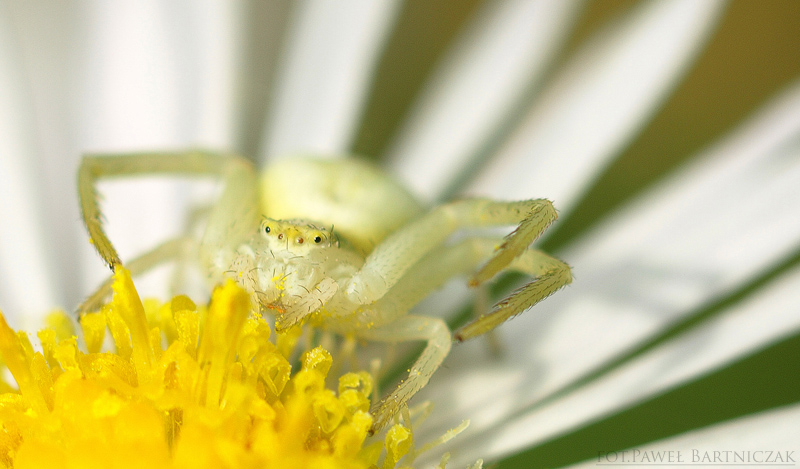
[421,81,800,465]
[1,0,799,467]
[261,0,401,159]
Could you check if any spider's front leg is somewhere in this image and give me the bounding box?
[78,150,258,270]
[77,236,196,314]
[454,247,572,341]
[345,198,558,305]
[358,315,451,434]
[77,151,259,316]
[360,237,566,433]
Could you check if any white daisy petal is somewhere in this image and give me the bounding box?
[465,0,726,213]
[170,0,245,149]
[5,0,92,309]
[260,0,401,161]
[3,2,798,467]
[0,5,59,327]
[387,0,583,200]
[418,80,800,464]
[569,404,800,467]
[453,261,800,465]
[74,0,242,300]
[5,1,244,309]
[234,1,293,158]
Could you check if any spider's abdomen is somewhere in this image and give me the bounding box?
[259,158,422,255]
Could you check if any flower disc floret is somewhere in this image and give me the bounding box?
[0,268,426,468]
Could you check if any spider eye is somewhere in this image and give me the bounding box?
[264,226,271,234]
[296,237,304,244]
[314,236,322,243]
[277,233,284,240]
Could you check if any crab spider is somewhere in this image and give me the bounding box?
[78,151,572,432]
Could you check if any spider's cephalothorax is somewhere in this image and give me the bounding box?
[78,151,572,433]
[227,217,364,331]
[260,218,340,251]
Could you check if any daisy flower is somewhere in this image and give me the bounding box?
[1,0,799,467]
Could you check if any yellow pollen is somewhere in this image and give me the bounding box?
[0,267,447,468]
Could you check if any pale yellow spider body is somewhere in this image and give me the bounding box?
[78,151,572,432]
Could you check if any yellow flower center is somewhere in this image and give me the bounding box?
[0,268,421,468]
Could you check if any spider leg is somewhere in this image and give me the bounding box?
[365,237,497,324]
[169,204,213,294]
[353,238,531,432]
[473,284,504,356]
[77,236,197,315]
[454,248,572,342]
[78,151,258,270]
[358,315,451,434]
[345,198,557,305]
[364,236,570,340]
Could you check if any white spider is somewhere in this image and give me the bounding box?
[78,151,572,432]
